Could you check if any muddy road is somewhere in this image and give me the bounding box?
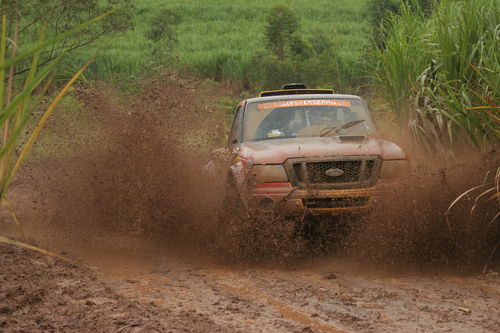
[1,75,499,332]
[2,236,498,333]
[94,248,500,333]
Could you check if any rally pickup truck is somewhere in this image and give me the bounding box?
[224,83,408,216]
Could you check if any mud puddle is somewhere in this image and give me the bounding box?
[75,247,499,333]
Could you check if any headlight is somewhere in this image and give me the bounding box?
[252,165,288,183]
[380,160,410,178]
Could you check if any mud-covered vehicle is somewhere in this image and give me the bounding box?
[225,83,408,216]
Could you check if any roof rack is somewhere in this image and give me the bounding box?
[259,88,335,97]
[259,83,334,97]
[281,83,307,90]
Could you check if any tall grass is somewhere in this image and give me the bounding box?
[372,0,499,155]
[447,166,499,272]
[0,12,110,244]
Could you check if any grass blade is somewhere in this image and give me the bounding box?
[7,59,94,185]
[0,236,71,262]
[2,198,25,239]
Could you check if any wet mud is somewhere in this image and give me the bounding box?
[0,244,230,332]
[1,73,499,332]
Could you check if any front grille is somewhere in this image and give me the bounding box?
[287,156,381,189]
[303,197,369,208]
[305,161,361,183]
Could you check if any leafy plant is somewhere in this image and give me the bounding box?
[0,11,111,240]
[371,0,499,155]
[447,167,500,273]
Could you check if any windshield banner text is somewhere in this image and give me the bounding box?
[257,99,352,111]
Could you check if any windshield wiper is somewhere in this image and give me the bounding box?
[319,119,366,137]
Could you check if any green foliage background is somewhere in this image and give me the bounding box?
[73,0,372,90]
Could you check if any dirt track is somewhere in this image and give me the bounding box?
[102,252,500,333]
[2,239,499,333]
[1,76,499,332]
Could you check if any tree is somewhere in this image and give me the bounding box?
[264,3,300,60]
[146,8,182,44]
[289,34,315,60]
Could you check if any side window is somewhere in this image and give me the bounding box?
[228,106,243,145]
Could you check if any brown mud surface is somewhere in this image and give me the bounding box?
[1,240,498,333]
[1,73,499,332]
[0,244,229,333]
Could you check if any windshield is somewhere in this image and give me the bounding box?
[243,98,374,141]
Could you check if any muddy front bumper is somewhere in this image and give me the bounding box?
[252,182,391,216]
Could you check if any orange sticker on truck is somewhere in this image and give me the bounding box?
[257,99,351,110]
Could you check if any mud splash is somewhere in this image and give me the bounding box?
[345,160,499,270]
[16,73,226,257]
[10,73,499,271]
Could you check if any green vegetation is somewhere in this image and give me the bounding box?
[146,9,182,44]
[72,0,371,90]
[366,0,434,35]
[371,0,499,155]
[264,3,301,60]
[249,3,352,90]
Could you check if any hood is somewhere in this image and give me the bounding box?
[239,136,406,164]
